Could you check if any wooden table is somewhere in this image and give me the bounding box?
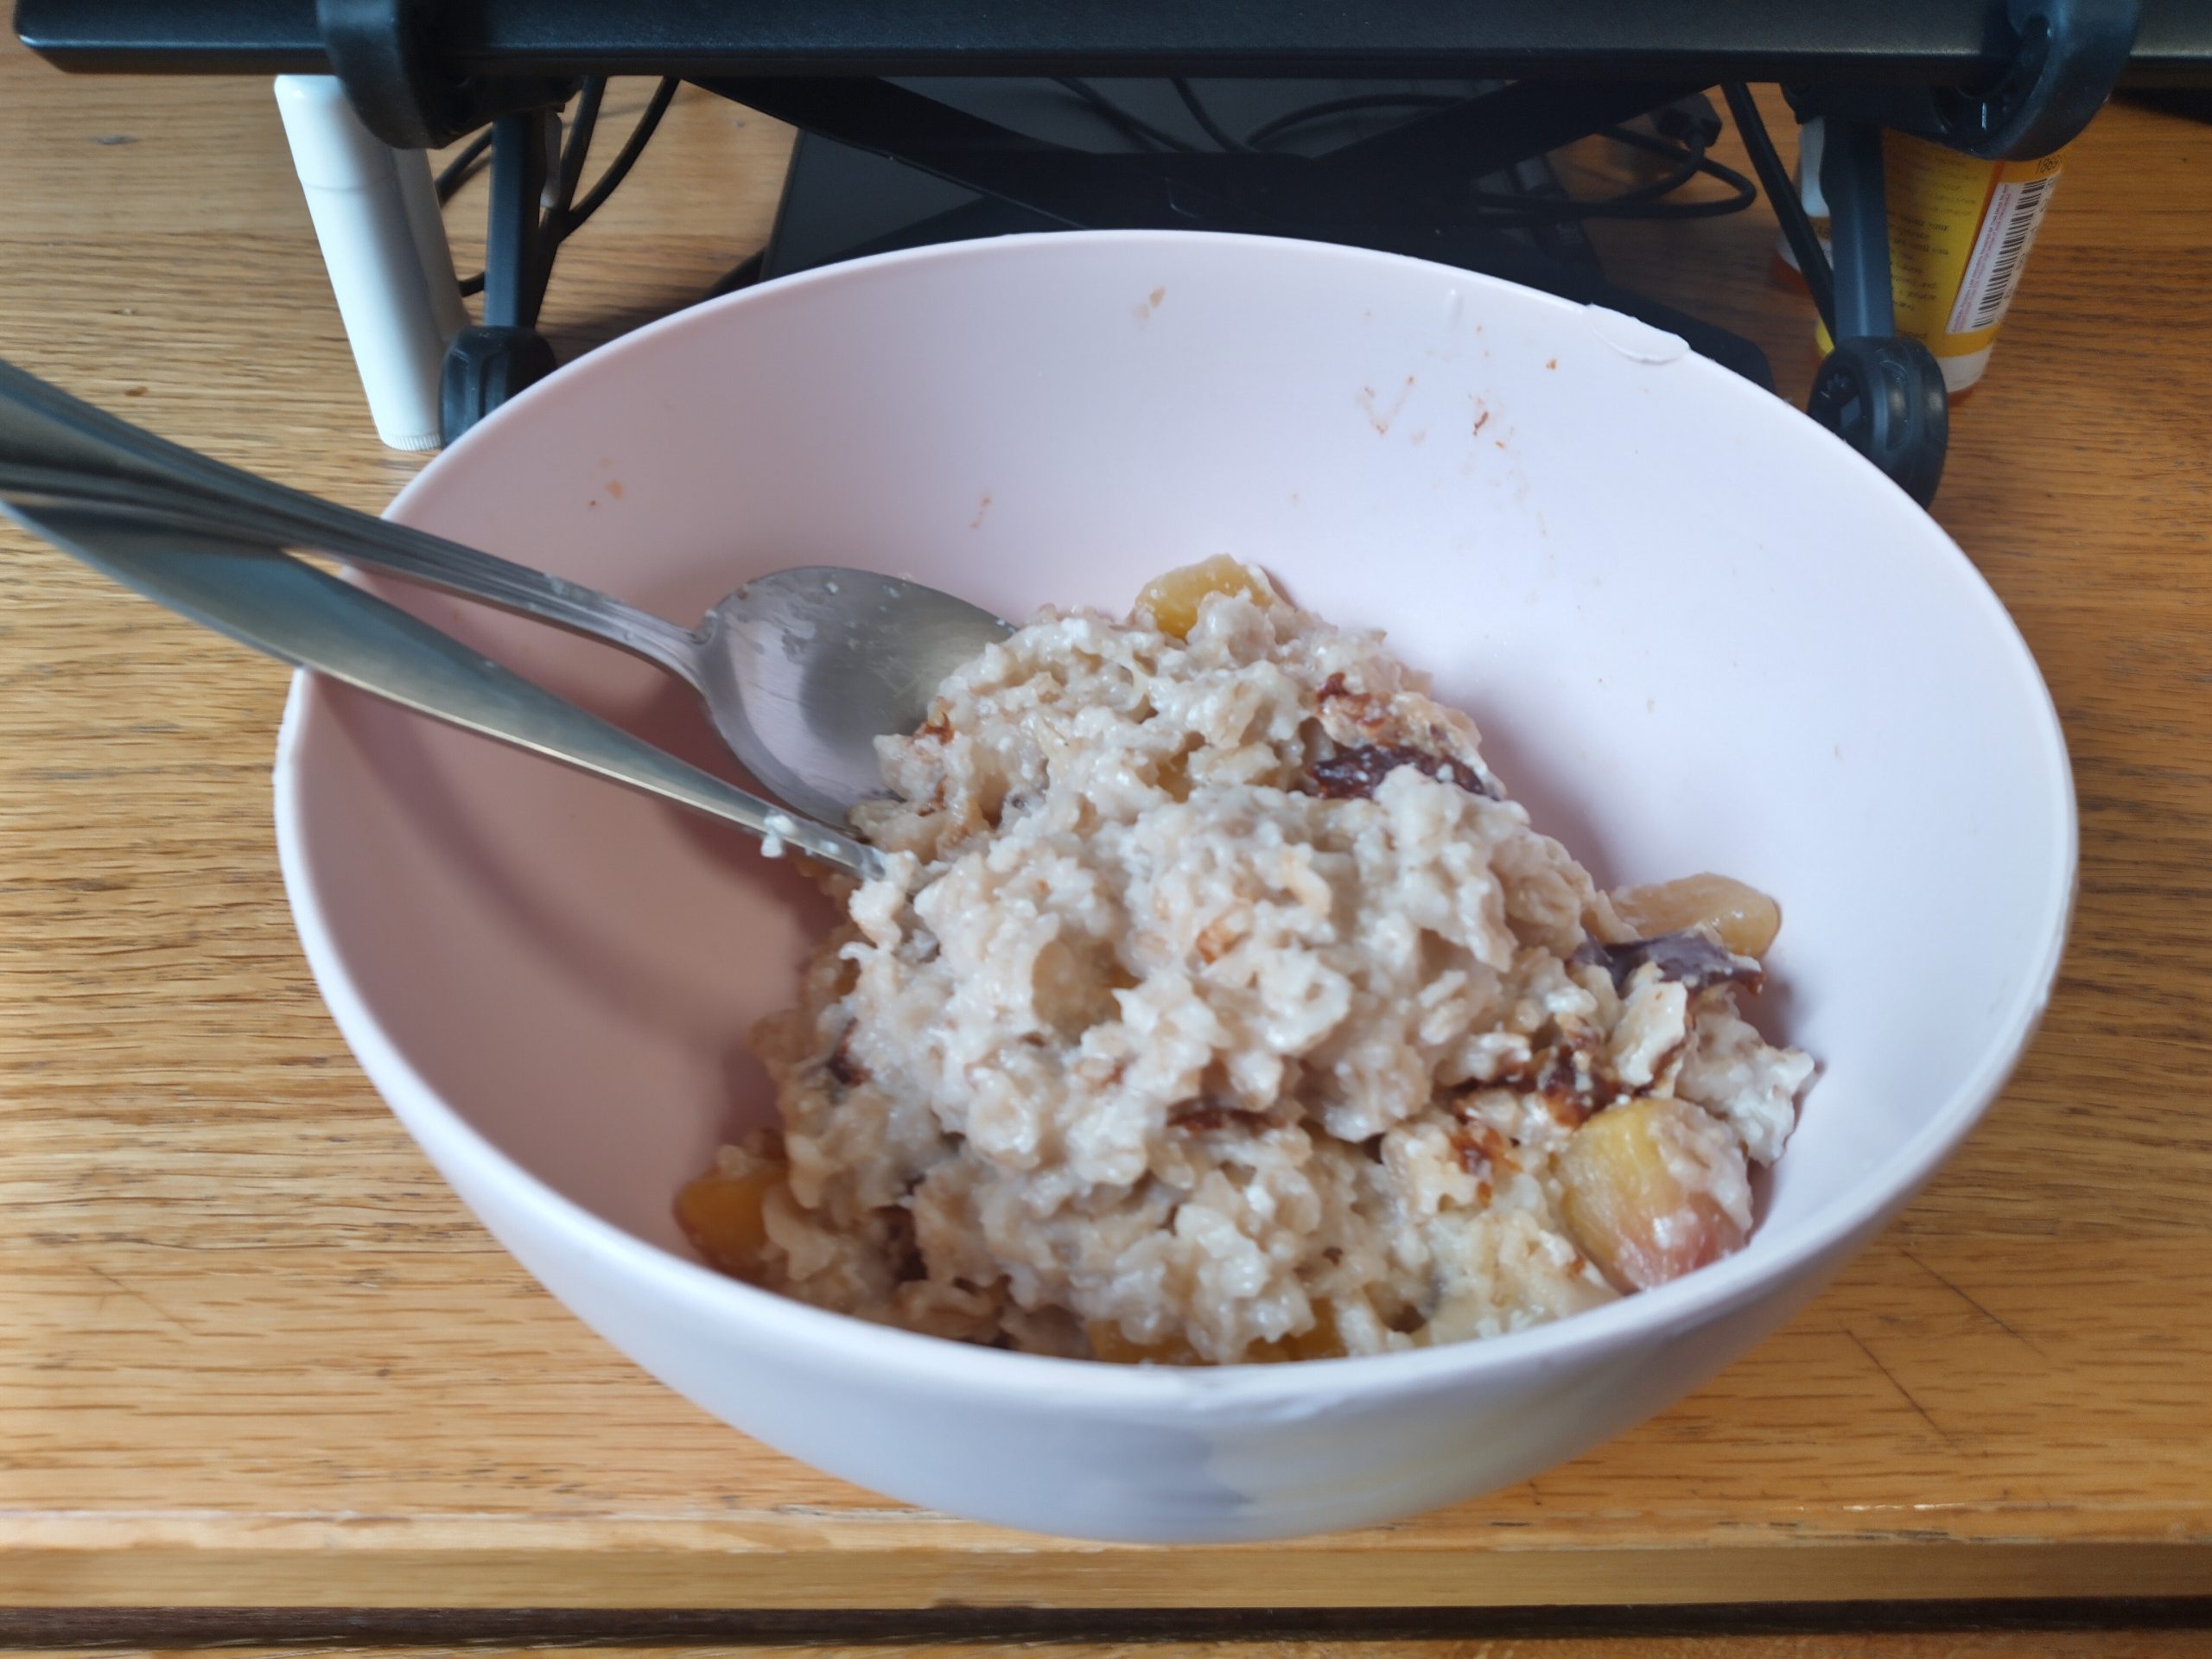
[0,35,2207,1650]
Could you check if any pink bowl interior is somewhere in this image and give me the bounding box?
[279,232,2075,1302]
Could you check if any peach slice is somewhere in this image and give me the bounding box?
[676,1164,780,1275]
[1136,556,1274,639]
[1611,873,1781,958]
[1559,1097,1749,1291]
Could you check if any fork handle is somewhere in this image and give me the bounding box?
[6,500,881,880]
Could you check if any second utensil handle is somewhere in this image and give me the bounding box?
[8,502,882,880]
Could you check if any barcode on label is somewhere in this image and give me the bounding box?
[1947,172,2060,334]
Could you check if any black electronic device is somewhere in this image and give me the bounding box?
[20,0,2210,500]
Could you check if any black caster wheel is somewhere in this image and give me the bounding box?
[1807,334,1950,507]
[441,324,558,442]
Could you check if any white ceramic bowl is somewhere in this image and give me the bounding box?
[274,232,2075,1543]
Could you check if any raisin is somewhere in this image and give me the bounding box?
[1168,1096,1272,1133]
[874,1205,925,1284]
[825,1026,868,1087]
[1597,929,1764,995]
[1487,1038,1622,1116]
[1306,742,1495,801]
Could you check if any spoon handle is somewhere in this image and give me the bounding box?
[0,358,702,685]
[5,501,883,882]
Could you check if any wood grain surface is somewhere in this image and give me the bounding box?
[10,1641,2211,1659]
[0,35,2208,1620]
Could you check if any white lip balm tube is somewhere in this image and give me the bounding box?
[273,74,463,451]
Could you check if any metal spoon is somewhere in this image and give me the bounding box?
[0,359,1014,825]
[1,499,886,880]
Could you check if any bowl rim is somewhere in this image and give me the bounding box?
[273,227,2079,1415]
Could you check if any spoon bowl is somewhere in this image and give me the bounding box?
[699,569,1011,823]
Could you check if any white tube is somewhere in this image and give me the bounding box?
[395,147,468,341]
[273,74,451,451]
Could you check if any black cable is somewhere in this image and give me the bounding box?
[528,77,605,316]
[1721,81,1834,332]
[1244,92,1464,150]
[547,76,606,223]
[1567,130,1731,210]
[1238,91,1751,223]
[1042,82,1752,226]
[1602,123,1702,163]
[558,76,678,239]
[1630,154,1757,218]
[1606,126,1739,208]
[1172,78,1249,151]
[1613,147,1710,204]
[1053,77,1195,152]
[1465,143,1753,222]
[450,77,666,303]
[1529,136,1707,212]
[1594,155,1756,218]
[433,128,493,203]
[443,79,1754,322]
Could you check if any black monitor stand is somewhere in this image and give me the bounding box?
[756,79,1776,391]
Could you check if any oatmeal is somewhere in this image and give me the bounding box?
[679,558,1816,1363]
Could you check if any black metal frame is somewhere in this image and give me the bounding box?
[18,0,2210,87]
[728,77,1726,235]
[17,0,2195,501]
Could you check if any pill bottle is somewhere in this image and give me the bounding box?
[1777,121,2067,397]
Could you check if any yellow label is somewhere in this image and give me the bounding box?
[1891,136,2063,354]
[1814,137,2064,366]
